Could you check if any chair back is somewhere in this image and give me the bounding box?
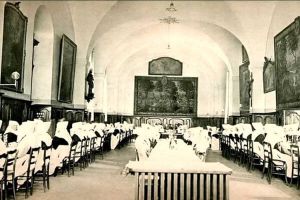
[240,136,248,152]
[0,153,7,180]
[90,137,96,151]
[85,138,90,153]
[6,148,18,173]
[290,144,299,164]
[263,142,272,167]
[69,143,77,162]
[28,147,40,173]
[248,139,254,155]
[42,145,52,170]
[80,139,86,156]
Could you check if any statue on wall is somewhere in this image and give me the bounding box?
[85,69,94,102]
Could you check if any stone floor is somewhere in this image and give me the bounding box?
[21,143,300,200]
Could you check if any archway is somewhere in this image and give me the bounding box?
[31,5,54,104]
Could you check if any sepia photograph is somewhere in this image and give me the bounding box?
[0,1,300,199]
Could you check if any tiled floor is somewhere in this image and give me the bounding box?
[24,143,300,200]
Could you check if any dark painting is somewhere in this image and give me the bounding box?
[0,3,27,92]
[242,45,249,63]
[148,57,182,75]
[134,76,197,116]
[239,62,250,113]
[263,57,275,93]
[275,17,300,109]
[58,34,77,103]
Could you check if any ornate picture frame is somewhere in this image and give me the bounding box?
[148,57,182,76]
[275,17,300,109]
[134,76,198,116]
[57,34,77,103]
[239,62,250,113]
[263,57,275,93]
[0,2,27,92]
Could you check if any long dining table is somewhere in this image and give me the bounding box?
[126,138,232,200]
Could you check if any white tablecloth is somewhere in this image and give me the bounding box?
[148,139,200,162]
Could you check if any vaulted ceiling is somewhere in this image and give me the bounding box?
[4,1,300,115]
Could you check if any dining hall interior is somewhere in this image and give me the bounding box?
[1,0,300,200]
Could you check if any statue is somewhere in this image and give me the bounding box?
[85,69,94,102]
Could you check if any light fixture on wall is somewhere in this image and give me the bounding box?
[0,71,20,88]
[159,1,179,50]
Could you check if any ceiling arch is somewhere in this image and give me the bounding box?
[92,21,243,80]
[88,1,246,78]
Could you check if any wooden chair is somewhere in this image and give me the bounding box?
[34,144,52,192]
[17,147,40,198]
[84,138,90,167]
[0,153,7,200]
[4,148,18,200]
[65,143,77,177]
[90,137,97,162]
[74,139,85,170]
[228,134,239,162]
[224,135,231,159]
[239,136,249,167]
[220,134,226,157]
[262,142,287,184]
[248,139,263,171]
[290,144,300,188]
[96,135,104,160]
[87,137,96,163]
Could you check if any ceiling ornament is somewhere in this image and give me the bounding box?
[159,1,179,50]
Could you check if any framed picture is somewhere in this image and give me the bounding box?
[239,62,250,113]
[148,57,182,76]
[0,2,27,92]
[263,57,275,93]
[242,45,249,63]
[58,34,77,103]
[134,76,198,116]
[275,17,300,109]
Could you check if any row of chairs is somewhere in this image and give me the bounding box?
[62,130,134,176]
[61,136,105,177]
[0,145,52,200]
[220,134,299,186]
[0,129,134,200]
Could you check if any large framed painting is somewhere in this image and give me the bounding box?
[58,34,77,103]
[263,57,276,93]
[148,57,182,76]
[239,62,250,113]
[134,76,198,116]
[0,2,27,92]
[275,17,300,109]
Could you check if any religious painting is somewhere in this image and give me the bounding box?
[134,76,197,116]
[263,57,275,93]
[0,2,27,92]
[58,34,77,103]
[239,62,250,113]
[275,17,300,109]
[148,57,182,76]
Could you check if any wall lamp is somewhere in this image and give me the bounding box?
[0,71,20,88]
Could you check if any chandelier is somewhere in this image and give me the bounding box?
[159,1,179,49]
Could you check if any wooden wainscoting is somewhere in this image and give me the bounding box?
[134,116,192,128]
[0,96,31,131]
[251,113,277,125]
